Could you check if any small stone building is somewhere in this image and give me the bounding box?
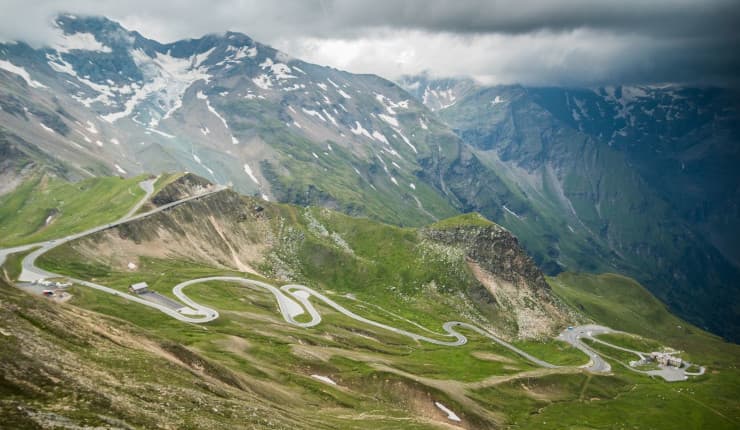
[129,282,149,294]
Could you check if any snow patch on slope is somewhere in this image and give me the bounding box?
[102,48,212,123]
[199,91,230,128]
[146,128,175,138]
[226,45,257,60]
[243,163,260,185]
[252,74,272,90]
[378,113,399,127]
[322,109,338,127]
[0,60,47,88]
[423,87,457,109]
[53,31,112,53]
[85,121,98,134]
[46,53,119,106]
[310,375,337,385]
[326,78,340,88]
[503,205,522,219]
[371,130,389,145]
[434,402,461,422]
[302,108,326,122]
[38,123,55,133]
[259,57,295,80]
[350,121,373,140]
[393,128,417,153]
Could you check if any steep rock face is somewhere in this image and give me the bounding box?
[422,221,574,338]
[529,86,740,270]
[424,224,547,290]
[0,137,33,195]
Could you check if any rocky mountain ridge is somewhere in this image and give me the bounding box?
[0,14,460,226]
[400,76,740,341]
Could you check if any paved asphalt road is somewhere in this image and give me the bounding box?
[557,325,613,373]
[18,182,226,282]
[2,178,563,368]
[557,324,705,381]
[1,178,228,324]
[1,179,705,380]
[0,178,158,268]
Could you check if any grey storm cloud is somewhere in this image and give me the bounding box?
[1,0,738,86]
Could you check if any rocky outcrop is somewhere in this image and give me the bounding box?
[424,223,549,292]
[422,221,575,339]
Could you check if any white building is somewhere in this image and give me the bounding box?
[649,352,683,368]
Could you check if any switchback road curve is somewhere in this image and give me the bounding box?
[3,179,699,378]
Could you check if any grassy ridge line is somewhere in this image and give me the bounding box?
[595,332,665,353]
[133,172,184,214]
[0,172,147,247]
[428,212,495,229]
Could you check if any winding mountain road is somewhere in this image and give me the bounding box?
[18,181,226,283]
[0,179,703,379]
[557,325,705,381]
[558,325,613,373]
[0,178,156,269]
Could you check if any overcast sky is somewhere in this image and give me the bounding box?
[2,0,739,86]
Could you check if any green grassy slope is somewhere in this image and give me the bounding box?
[33,253,542,428]
[35,249,740,429]
[549,272,737,364]
[428,212,495,229]
[541,272,740,429]
[0,172,146,246]
[0,277,312,429]
[259,123,460,227]
[4,175,739,428]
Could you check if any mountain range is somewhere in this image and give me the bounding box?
[399,75,740,340]
[0,14,738,341]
